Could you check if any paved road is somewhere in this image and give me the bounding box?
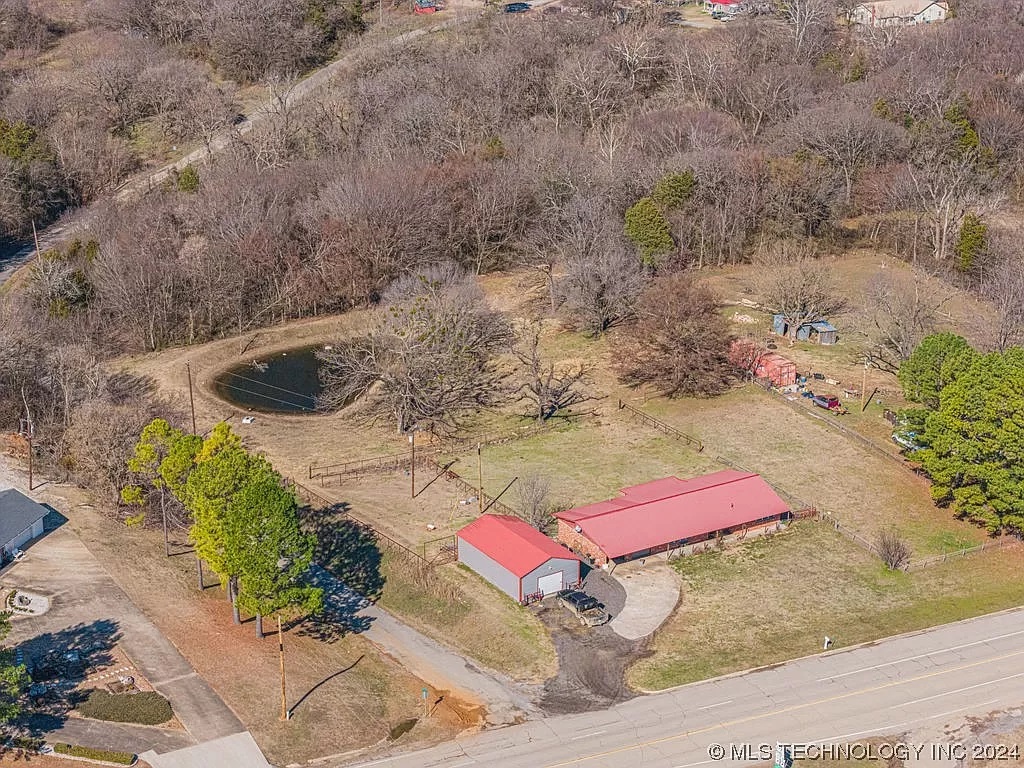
[348,607,1024,768]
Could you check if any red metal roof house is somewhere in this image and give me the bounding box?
[457,514,582,603]
[555,470,790,566]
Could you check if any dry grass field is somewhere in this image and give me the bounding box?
[630,523,1024,692]
[116,256,1021,726]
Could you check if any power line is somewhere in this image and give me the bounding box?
[215,380,318,411]
[219,369,319,403]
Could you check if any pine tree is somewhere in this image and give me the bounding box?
[224,475,323,638]
[624,197,674,267]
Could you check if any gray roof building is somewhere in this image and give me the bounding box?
[0,489,48,557]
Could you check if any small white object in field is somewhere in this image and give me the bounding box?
[324,345,333,350]
[242,416,256,424]
[426,524,436,530]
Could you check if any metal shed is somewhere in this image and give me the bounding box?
[457,514,582,603]
[772,314,838,345]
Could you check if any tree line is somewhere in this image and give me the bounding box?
[2,0,1024,504]
[899,333,1024,535]
[123,419,323,637]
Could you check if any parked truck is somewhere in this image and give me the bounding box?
[811,394,848,414]
[558,590,610,627]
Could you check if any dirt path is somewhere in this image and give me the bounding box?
[534,601,648,715]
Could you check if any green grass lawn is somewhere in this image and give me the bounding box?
[445,417,724,511]
[629,522,1024,691]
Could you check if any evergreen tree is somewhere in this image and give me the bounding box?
[624,197,674,267]
[897,333,976,410]
[224,475,323,637]
[954,213,987,272]
[650,171,696,210]
[918,349,1024,533]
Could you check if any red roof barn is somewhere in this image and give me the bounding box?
[555,470,790,565]
[457,514,582,603]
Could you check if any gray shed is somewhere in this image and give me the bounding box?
[0,489,47,559]
[457,514,582,603]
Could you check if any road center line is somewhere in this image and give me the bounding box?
[816,629,1024,682]
[543,648,1024,768]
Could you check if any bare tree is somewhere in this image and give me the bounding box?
[615,273,735,396]
[777,0,835,61]
[861,268,949,373]
[876,528,911,571]
[514,473,557,531]
[757,246,846,340]
[978,229,1024,352]
[775,103,907,205]
[556,240,646,335]
[317,267,513,435]
[514,321,591,422]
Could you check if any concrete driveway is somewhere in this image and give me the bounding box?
[608,560,680,640]
[2,524,244,754]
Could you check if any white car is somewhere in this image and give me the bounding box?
[11,549,25,562]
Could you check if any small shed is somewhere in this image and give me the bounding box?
[772,314,838,345]
[0,489,47,560]
[457,514,582,603]
[729,339,797,386]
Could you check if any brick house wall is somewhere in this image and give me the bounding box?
[556,520,609,566]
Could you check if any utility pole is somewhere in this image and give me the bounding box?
[21,388,33,492]
[278,615,289,721]
[162,497,169,557]
[477,443,483,514]
[186,362,197,435]
[861,359,869,412]
[31,220,42,261]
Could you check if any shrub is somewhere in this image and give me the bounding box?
[876,528,911,571]
[624,196,674,266]
[76,689,173,726]
[53,743,137,765]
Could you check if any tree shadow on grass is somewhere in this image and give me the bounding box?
[299,503,385,643]
[16,619,121,736]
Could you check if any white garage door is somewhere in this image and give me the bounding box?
[537,571,564,595]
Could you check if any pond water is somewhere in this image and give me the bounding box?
[213,345,328,414]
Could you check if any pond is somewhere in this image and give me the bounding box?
[213,345,329,414]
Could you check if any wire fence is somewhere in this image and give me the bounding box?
[616,400,704,451]
[288,478,430,564]
[903,538,1016,571]
[307,421,558,485]
[428,459,520,517]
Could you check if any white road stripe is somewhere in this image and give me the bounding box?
[901,672,1024,706]
[572,731,607,741]
[817,629,1024,682]
[697,700,734,711]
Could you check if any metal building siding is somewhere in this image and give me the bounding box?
[3,520,42,556]
[521,557,580,597]
[457,537,522,601]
